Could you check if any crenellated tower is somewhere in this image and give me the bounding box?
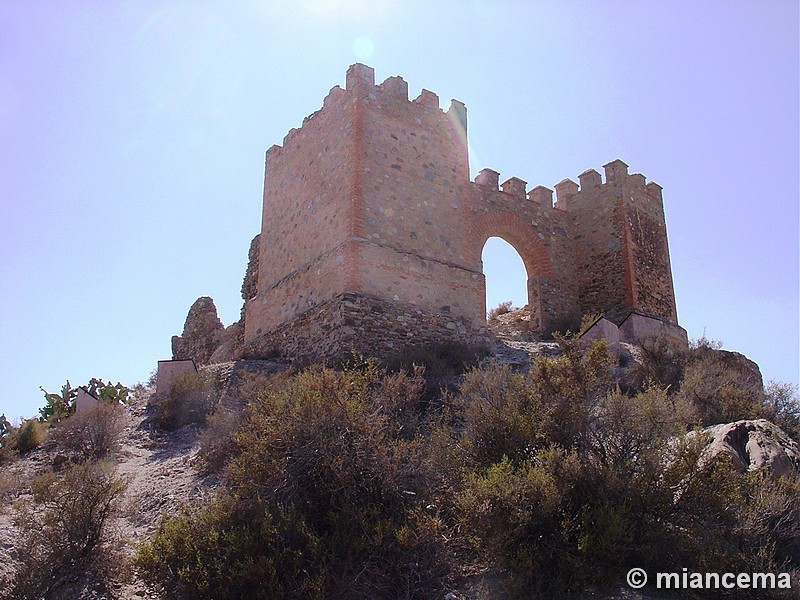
[242,64,685,361]
[563,160,678,324]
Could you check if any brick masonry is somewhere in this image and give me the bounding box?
[242,64,686,360]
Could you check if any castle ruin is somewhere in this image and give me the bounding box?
[205,64,686,363]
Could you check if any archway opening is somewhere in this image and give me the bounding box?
[482,236,528,320]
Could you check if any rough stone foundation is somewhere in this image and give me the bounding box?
[240,292,493,364]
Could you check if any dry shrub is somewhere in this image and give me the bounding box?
[138,338,800,599]
[196,405,243,474]
[431,337,800,597]
[0,469,21,506]
[0,434,18,464]
[763,381,800,443]
[679,346,766,426]
[196,370,293,474]
[624,335,687,393]
[6,461,127,600]
[487,300,514,320]
[455,363,539,465]
[232,368,292,403]
[12,420,46,454]
[137,363,452,599]
[152,370,216,430]
[385,341,487,403]
[49,402,125,461]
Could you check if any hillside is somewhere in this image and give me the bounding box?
[0,387,219,599]
[1,319,798,599]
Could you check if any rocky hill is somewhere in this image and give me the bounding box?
[1,313,798,598]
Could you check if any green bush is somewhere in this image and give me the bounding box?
[0,414,10,444]
[428,337,799,597]
[136,495,325,600]
[457,449,583,595]
[0,414,17,463]
[136,337,800,599]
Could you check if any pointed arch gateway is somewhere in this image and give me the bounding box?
[473,210,558,334]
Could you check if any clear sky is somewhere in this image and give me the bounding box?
[1,1,798,421]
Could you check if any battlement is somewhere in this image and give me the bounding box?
[264,64,467,169]
[346,62,375,89]
[471,158,662,214]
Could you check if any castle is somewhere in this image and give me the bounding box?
[181,64,687,365]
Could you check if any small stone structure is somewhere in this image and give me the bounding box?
[155,359,197,399]
[176,64,687,364]
[619,310,688,345]
[581,310,688,345]
[580,317,621,345]
[75,387,100,413]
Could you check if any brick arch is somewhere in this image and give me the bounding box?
[473,210,554,278]
[472,210,556,330]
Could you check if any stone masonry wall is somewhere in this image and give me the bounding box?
[241,64,684,361]
[565,160,678,324]
[469,172,581,333]
[245,82,358,336]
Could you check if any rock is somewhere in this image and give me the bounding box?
[172,297,224,365]
[699,419,800,477]
[241,234,260,303]
[487,305,542,341]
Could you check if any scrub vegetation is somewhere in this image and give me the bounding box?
[134,340,800,599]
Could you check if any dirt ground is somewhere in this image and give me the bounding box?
[0,388,219,599]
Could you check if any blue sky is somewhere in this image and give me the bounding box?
[1,0,798,420]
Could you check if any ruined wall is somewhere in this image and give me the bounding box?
[242,64,682,360]
[172,296,224,365]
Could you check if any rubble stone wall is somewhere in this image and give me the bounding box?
[242,292,492,364]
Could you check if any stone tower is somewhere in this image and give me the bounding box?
[242,64,685,360]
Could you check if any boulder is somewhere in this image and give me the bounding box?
[698,419,800,477]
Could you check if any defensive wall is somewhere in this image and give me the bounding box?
[241,64,685,360]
